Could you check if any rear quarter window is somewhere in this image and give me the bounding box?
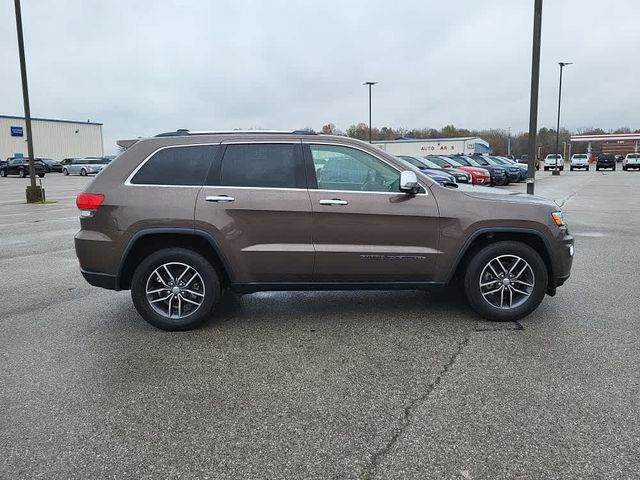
[130,145,217,186]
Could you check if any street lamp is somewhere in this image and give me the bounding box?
[526,0,543,195]
[363,81,377,143]
[13,0,43,202]
[553,61,572,176]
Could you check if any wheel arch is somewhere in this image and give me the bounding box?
[117,228,234,290]
[450,228,554,292]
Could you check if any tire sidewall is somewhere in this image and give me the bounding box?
[464,241,548,322]
[131,248,221,331]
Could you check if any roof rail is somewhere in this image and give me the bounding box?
[155,129,317,137]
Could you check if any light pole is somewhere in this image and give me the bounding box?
[507,127,512,156]
[363,81,377,143]
[14,0,43,202]
[553,61,572,176]
[526,0,543,195]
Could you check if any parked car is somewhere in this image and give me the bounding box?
[427,156,491,186]
[397,155,457,186]
[75,130,573,330]
[543,154,564,171]
[622,153,640,171]
[416,157,472,184]
[62,158,108,176]
[453,156,509,186]
[0,157,46,178]
[482,156,523,183]
[397,156,462,185]
[596,153,616,171]
[497,156,528,180]
[40,158,63,173]
[570,154,589,171]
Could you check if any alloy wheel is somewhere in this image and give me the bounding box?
[479,255,535,309]
[145,262,205,319]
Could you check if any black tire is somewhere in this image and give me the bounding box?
[0,169,6,177]
[19,168,26,178]
[38,173,45,178]
[463,241,548,322]
[586,166,589,171]
[570,166,574,171]
[596,166,600,171]
[131,247,221,331]
[63,168,69,176]
[80,168,87,176]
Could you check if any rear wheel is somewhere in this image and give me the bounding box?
[464,241,548,322]
[131,247,221,331]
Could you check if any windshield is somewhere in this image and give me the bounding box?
[420,158,442,169]
[465,157,486,167]
[398,156,427,169]
[627,154,640,158]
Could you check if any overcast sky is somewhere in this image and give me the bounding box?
[1,0,638,153]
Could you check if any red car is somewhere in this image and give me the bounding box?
[427,156,491,185]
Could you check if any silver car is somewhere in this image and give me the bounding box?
[62,158,107,176]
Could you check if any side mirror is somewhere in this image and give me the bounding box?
[399,170,419,194]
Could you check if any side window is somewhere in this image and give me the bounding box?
[219,143,300,188]
[310,144,400,193]
[130,145,216,186]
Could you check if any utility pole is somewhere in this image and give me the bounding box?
[526,0,543,195]
[363,81,377,143]
[507,127,512,156]
[553,62,572,176]
[14,0,43,202]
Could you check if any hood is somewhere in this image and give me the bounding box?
[458,166,489,175]
[456,183,557,207]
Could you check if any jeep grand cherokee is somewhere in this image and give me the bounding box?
[75,130,574,330]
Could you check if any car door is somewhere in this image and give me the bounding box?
[194,141,313,285]
[304,143,440,283]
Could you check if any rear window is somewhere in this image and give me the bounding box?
[219,143,300,188]
[598,154,614,160]
[628,154,640,159]
[131,145,216,186]
[573,154,587,158]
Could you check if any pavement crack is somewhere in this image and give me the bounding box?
[361,334,471,480]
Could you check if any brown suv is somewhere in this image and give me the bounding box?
[74,130,573,330]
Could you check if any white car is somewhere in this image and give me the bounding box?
[622,153,640,171]
[570,154,589,171]
[543,154,564,171]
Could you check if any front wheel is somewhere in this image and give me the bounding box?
[19,169,26,178]
[131,247,221,331]
[80,168,87,176]
[0,169,6,177]
[463,241,548,322]
[63,168,69,175]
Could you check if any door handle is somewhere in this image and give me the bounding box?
[319,199,348,206]
[205,195,235,202]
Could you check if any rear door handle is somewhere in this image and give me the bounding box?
[205,195,235,202]
[319,199,348,206]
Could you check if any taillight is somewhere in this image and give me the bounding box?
[76,193,105,217]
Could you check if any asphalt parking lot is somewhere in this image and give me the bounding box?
[1,169,639,479]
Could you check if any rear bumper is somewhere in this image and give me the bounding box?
[81,269,118,290]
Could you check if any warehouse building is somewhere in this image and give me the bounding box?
[372,136,491,156]
[0,114,103,161]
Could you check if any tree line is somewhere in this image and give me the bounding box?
[319,123,640,158]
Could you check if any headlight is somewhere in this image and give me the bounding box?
[551,211,565,227]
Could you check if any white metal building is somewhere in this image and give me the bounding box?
[0,114,103,161]
[371,137,491,156]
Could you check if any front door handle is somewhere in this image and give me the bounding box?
[319,199,348,206]
[205,195,235,202]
